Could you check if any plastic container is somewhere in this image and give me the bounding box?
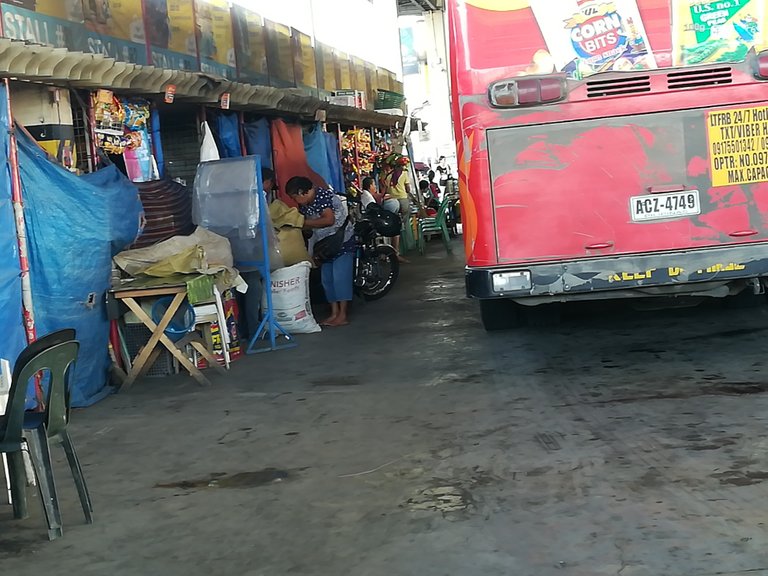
[151,296,195,342]
[192,156,282,268]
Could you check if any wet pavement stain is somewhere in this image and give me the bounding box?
[627,347,666,355]
[634,469,665,489]
[711,470,768,487]
[680,435,741,451]
[435,370,494,384]
[681,327,768,341]
[311,375,362,387]
[566,381,768,406]
[526,466,553,477]
[0,538,32,559]
[708,382,768,395]
[155,469,289,490]
[406,483,475,515]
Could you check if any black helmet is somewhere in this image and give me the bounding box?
[365,204,402,237]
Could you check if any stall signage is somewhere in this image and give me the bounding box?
[265,19,296,88]
[78,0,148,64]
[148,0,199,72]
[195,0,237,79]
[164,84,176,104]
[1,1,84,50]
[317,42,337,92]
[708,105,768,186]
[336,51,352,90]
[292,28,318,93]
[232,4,268,85]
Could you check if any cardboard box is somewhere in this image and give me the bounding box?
[195,290,242,368]
[330,90,366,109]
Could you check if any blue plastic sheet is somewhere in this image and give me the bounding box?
[303,123,333,188]
[82,165,145,253]
[19,132,143,406]
[244,118,272,169]
[324,132,344,194]
[0,89,25,382]
[217,112,242,158]
[151,107,165,178]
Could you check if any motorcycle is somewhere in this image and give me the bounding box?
[351,201,401,301]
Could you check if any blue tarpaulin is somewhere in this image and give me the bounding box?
[217,112,241,158]
[324,132,344,194]
[82,165,146,253]
[244,118,272,169]
[151,108,165,178]
[19,132,143,406]
[0,89,25,381]
[303,123,333,188]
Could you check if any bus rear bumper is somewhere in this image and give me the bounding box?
[466,245,768,301]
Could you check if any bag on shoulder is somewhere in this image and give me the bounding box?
[313,217,350,262]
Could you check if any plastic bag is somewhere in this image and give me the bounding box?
[114,226,234,276]
[276,228,310,266]
[200,121,220,162]
[262,262,321,334]
[226,196,283,272]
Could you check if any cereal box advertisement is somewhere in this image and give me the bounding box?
[529,0,657,78]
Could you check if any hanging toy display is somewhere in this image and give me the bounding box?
[92,91,153,155]
[373,129,393,172]
[122,98,151,131]
[121,98,156,182]
[92,89,128,154]
[355,129,374,174]
[341,128,377,192]
[341,130,360,191]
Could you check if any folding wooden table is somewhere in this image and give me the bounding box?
[111,282,225,389]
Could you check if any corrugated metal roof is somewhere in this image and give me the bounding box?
[397,0,442,16]
[0,39,405,128]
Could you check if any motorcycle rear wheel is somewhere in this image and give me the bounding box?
[359,245,400,301]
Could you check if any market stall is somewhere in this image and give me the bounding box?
[0,77,402,405]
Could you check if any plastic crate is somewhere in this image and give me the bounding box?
[122,323,175,378]
[375,90,405,110]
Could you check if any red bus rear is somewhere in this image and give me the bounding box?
[449,0,768,329]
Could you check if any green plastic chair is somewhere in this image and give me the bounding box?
[24,338,92,537]
[0,346,36,523]
[400,211,416,255]
[418,197,453,254]
[0,339,83,540]
[3,329,75,521]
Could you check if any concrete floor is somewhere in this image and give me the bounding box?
[4,241,768,575]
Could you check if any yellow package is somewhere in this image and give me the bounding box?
[672,0,768,65]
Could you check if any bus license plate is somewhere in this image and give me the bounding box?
[630,190,700,222]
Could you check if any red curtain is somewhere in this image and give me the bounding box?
[270,119,327,206]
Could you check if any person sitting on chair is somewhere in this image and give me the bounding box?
[361,176,400,214]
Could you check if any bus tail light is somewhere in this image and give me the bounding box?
[489,76,566,108]
[754,50,768,79]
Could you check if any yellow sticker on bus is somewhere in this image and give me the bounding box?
[708,105,768,187]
